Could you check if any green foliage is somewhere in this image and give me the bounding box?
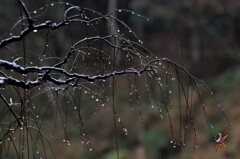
[105,149,127,159]
[145,128,167,148]
[145,128,168,158]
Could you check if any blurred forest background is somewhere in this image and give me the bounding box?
[0,0,240,159]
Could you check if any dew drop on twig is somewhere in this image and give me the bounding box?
[123,128,128,135]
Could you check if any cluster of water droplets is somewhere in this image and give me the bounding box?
[169,139,187,151]
[62,139,71,146]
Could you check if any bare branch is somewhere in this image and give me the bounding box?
[17,0,34,26]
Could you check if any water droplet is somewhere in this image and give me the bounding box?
[51,3,54,6]
[33,10,37,14]
[33,29,38,33]
[118,10,122,12]
[123,128,128,135]
[89,148,92,151]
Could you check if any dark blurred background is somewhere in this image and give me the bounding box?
[82,0,240,77]
[1,0,240,159]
